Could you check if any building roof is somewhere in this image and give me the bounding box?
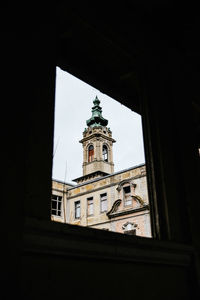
[52,178,75,187]
[73,170,109,183]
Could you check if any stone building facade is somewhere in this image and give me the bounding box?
[51,97,151,237]
[51,180,74,223]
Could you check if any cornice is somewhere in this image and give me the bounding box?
[67,173,146,199]
[79,133,116,144]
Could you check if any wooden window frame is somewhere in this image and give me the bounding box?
[87,197,94,216]
[51,194,62,217]
[75,200,81,219]
[100,193,107,213]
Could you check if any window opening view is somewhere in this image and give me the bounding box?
[51,195,62,217]
[52,67,152,238]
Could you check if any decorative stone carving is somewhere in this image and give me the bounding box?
[106,199,122,216]
[133,195,145,206]
[116,180,136,192]
[122,221,138,230]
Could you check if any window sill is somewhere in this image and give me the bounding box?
[23,217,194,267]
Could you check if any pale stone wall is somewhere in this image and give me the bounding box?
[110,211,150,236]
[83,160,114,176]
[68,165,148,200]
[64,164,151,237]
[66,185,113,226]
[51,165,151,237]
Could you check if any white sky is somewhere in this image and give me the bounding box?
[52,67,145,184]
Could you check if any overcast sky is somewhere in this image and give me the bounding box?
[52,67,145,184]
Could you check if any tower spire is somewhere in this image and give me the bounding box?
[86,96,108,128]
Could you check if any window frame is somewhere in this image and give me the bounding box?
[102,144,108,162]
[51,194,62,217]
[74,200,81,219]
[51,66,178,242]
[87,197,94,216]
[100,193,107,213]
[88,144,94,162]
[123,185,132,207]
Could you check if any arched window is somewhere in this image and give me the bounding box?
[102,145,108,162]
[88,145,94,162]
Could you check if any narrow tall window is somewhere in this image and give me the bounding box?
[51,195,62,216]
[123,185,132,206]
[87,197,94,216]
[102,145,108,162]
[88,145,94,162]
[75,201,81,219]
[100,193,107,212]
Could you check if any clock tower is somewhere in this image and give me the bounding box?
[73,96,116,184]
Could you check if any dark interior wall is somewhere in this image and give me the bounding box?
[22,219,197,300]
[1,6,56,297]
[140,51,199,243]
[22,255,192,299]
[139,32,200,247]
[1,3,200,299]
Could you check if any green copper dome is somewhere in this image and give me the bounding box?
[86,96,108,128]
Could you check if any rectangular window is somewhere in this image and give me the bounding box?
[100,193,107,212]
[123,186,132,206]
[51,194,62,216]
[75,201,81,219]
[87,197,94,216]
